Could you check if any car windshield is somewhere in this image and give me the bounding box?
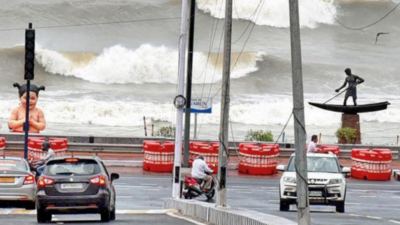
[0,159,27,171]
[43,159,101,176]
[287,156,340,173]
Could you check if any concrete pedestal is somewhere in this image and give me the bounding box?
[340,114,361,144]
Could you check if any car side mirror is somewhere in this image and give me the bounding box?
[111,173,119,182]
[276,165,286,172]
[341,167,351,178]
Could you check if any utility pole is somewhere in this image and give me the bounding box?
[289,0,310,224]
[172,0,189,199]
[217,0,232,207]
[183,0,196,167]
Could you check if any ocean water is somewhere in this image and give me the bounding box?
[0,0,399,144]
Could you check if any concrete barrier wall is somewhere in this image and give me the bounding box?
[1,132,399,160]
[164,198,297,225]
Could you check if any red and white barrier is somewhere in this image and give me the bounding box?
[142,141,174,172]
[0,137,5,155]
[319,145,340,156]
[239,143,280,175]
[351,148,392,181]
[28,137,67,160]
[188,142,218,173]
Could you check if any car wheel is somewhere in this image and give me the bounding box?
[37,208,51,223]
[336,201,345,213]
[110,197,116,221]
[101,208,111,222]
[110,207,116,221]
[280,200,290,211]
[25,201,36,210]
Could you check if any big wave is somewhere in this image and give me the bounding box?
[196,0,337,28]
[1,94,399,128]
[35,44,265,84]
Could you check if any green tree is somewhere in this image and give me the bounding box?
[245,130,274,142]
[335,127,357,144]
[155,126,175,138]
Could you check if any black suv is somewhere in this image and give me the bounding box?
[36,156,119,223]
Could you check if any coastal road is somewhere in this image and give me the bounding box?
[0,174,399,224]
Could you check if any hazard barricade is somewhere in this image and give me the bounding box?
[351,148,392,181]
[0,137,5,155]
[142,141,174,172]
[28,137,67,160]
[319,145,340,156]
[188,142,218,173]
[239,143,280,175]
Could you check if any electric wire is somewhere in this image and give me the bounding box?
[0,17,181,32]
[324,1,400,31]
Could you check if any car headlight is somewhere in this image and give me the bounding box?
[283,176,296,184]
[328,179,343,184]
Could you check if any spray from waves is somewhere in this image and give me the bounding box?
[196,0,337,28]
[35,44,265,84]
[1,93,399,128]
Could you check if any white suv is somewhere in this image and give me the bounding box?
[278,153,349,213]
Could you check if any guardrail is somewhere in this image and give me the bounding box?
[4,141,398,160]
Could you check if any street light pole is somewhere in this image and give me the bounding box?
[172,0,189,199]
[183,0,196,167]
[217,0,233,207]
[289,0,310,224]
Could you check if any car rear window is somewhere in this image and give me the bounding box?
[43,159,101,176]
[0,159,27,171]
[287,156,340,173]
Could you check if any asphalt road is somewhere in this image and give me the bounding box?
[1,174,399,225]
[0,214,198,225]
[114,174,400,225]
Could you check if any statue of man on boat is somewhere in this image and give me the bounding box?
[335,68,364,106]
[309,68,389,114]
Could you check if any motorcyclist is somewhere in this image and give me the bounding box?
[36,141,55,175]
[191,155,213,192]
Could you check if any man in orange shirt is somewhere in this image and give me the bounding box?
[8,83,46,133]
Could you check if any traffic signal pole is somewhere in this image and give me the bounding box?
[23,23,35,160]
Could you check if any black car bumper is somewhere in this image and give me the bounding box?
[36,189,110,214]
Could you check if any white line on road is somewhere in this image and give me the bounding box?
[359,196,377,198]
[366,216,382,220]
[167,213,207,225]
[389,220,400,224]
[345,202,362,205]
[236,191,253,194]
[348,214,362,217]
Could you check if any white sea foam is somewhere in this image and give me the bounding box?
[196,0,337,28]
[1,94,398,128]
[35,45,265,84]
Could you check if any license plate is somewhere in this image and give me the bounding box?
[61,183,83,189]
[309,191,322,197]
[0,177,14,183]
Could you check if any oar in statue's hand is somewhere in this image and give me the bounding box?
[323,83,359,105]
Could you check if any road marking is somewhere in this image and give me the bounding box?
[366,216,382,220]
[0,209,178,215]
[389,220,400,224]
[235,191,253,194]
[346,202,362,205]
[167,212,207,225]
[359,196,377,198]
[348,214,362,217]
[116,196,134,198]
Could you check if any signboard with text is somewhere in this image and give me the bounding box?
[184,98,212,114]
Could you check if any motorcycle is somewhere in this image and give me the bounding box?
[183,173,216,200]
